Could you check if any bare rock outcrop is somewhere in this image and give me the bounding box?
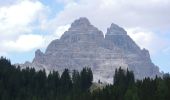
[21,17,160,83]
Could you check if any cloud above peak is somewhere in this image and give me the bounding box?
[1,0,170,54]
[0,0,170,72]
[52,0,170,32]
[47,0,170,55]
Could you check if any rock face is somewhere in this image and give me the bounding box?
[22,17,160,83]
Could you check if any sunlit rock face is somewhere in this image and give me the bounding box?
[21,17,160,83]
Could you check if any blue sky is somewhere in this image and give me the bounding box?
[0,0,170,73]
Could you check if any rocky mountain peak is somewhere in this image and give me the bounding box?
[35,49,43,57]
[60,17,104,43]
[105,23,141,54]
[21,17,160,83]
[33,49,44,63]
[67,17,100,33]
[141,48,151,60]
[67,17,99,33]
[106,23,127,35]
[71,17,91,28]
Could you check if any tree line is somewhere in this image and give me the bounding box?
[0,57,170,100]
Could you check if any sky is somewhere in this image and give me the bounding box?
[0,0,170,73]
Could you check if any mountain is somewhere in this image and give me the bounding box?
[19,17,160,83]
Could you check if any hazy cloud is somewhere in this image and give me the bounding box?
[45,0,170,55]
[3,34,44,52]
[0,0,47,53]
[126,28,170,55]
[50,0,170,32]
[0,0,170,71]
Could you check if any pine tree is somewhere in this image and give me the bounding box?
[124,86,139,100]
[60,69,72,94]
[72,70,81,91]
[80,68,93,91]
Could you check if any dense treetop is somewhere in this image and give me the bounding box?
[0,57,170,100]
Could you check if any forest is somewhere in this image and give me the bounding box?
[0,57,170,100]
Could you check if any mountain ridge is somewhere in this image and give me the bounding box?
[19,17,160,83]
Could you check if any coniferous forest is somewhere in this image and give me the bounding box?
[0,57,170,100]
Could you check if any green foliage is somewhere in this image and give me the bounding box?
[0,57,170,100]
[80,67,93,91]
[0,57,94,100]
[60,69,72,94]
[124,86,139,100]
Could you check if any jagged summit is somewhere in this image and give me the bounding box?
[106,23,127,35]
[66,17,100,33]
[60,17,104,44]
[33,49,44,64]
[20,17,161,83]
[35,49,43,56]
[105,23,141,54]
[71,17,91,27]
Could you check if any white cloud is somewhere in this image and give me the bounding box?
[0,0,44,35]
[0,0,47,54]
[54,24,70,38]
[126,28,160,54]
[49,0,170,32]
[3,34,44,52]
[0,0,170,68]
[1,0,167,56]
[38,24,70,49]
[43,0,170,56]
[126,27,170,56]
